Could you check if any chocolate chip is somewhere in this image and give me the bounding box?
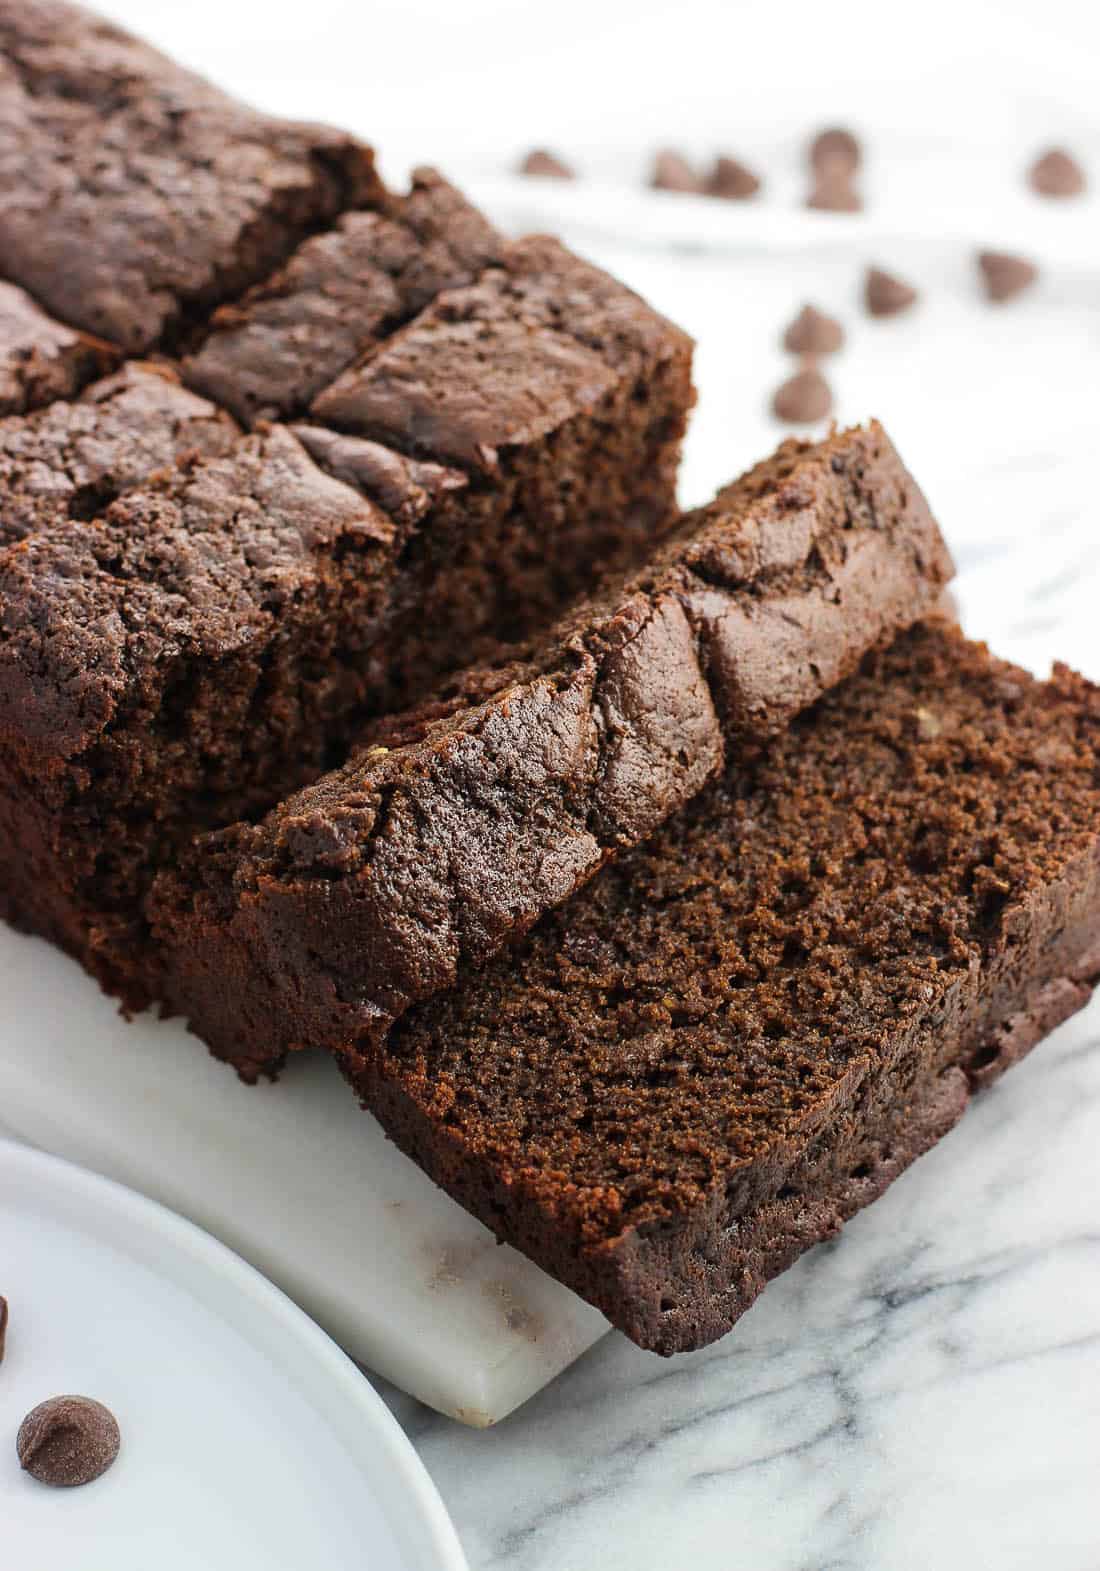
[708,154,761,200]
[865,266,919,317]
[978,250,1038,303]
[782,304,844,355]
[810,126,861,175]
[17,1395,120,1488]
[650,149,705,194]
[0,1296,7,1363]
[1028,148,1086,198]
[519,149,575,180]
[772,365,833,424]
[806,173,862,212]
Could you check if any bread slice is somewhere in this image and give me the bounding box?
[153,422,953,1077]
[342,622,1100,1352]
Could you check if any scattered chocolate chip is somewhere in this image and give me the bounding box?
[810,126,861,176]
[708,154,761,200]
[0,1296,7,1363]
[650,149,705,194]
[17,1395,120,1488]
[806,173,862,212]
[518,149,575,180]
[978,249,1038,303]
[772,364,833,424]
[782,304,845,355]
[1028,147,1086,199]
[865,266,919,317]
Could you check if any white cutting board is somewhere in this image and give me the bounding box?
[0,923,607,1426]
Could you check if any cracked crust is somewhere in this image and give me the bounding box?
[311,235,692,470]
[0,137,693,1017]
[151,422,953,1076]
[0,279,118,415]
[346,624,1100,1352]
[0,362,239,547]
[0,0,382,352]
[183,168,504,424]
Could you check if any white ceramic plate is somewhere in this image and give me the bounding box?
[0,1138,467,1571]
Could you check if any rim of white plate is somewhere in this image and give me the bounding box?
[0,1136,468,1571]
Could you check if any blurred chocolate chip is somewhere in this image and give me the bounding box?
[810,126,861,175]
[519,149,575,180]
[1028,147,1086,198]
[17,1395,121,1488]
[865,266,919,316]
[807,173,862,212]
[708,154,761,200]
[650,149,705,194]
[782,304,845,355]
[772,364,833,424]
[978,250,1038,302]
[0,1296,7,1363]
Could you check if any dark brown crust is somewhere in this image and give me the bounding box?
[342,628,1100,1352]
[0,279,118,415]
[0,362,239,546]
[182,168,503,424]
[0,0,383,352]
[152,422,953,1076]
[310,234,691,470]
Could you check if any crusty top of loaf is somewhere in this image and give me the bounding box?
[0,0,382,351]
[0,363,238,546]
[0,278,118,415]
[183,168,505,424]
[312,235,694,469]
[0,423,394,753]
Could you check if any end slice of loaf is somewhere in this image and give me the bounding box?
[344,621,1100,1351]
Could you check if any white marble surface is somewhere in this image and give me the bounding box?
[11,1,1100,1564]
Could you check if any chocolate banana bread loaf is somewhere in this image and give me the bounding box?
[152,422,953,1078]
[0,365,681,1007]
[342,622,1100,1352]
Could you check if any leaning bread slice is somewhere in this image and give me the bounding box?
[153,422,952,1077]
[346,622,1100,1351]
